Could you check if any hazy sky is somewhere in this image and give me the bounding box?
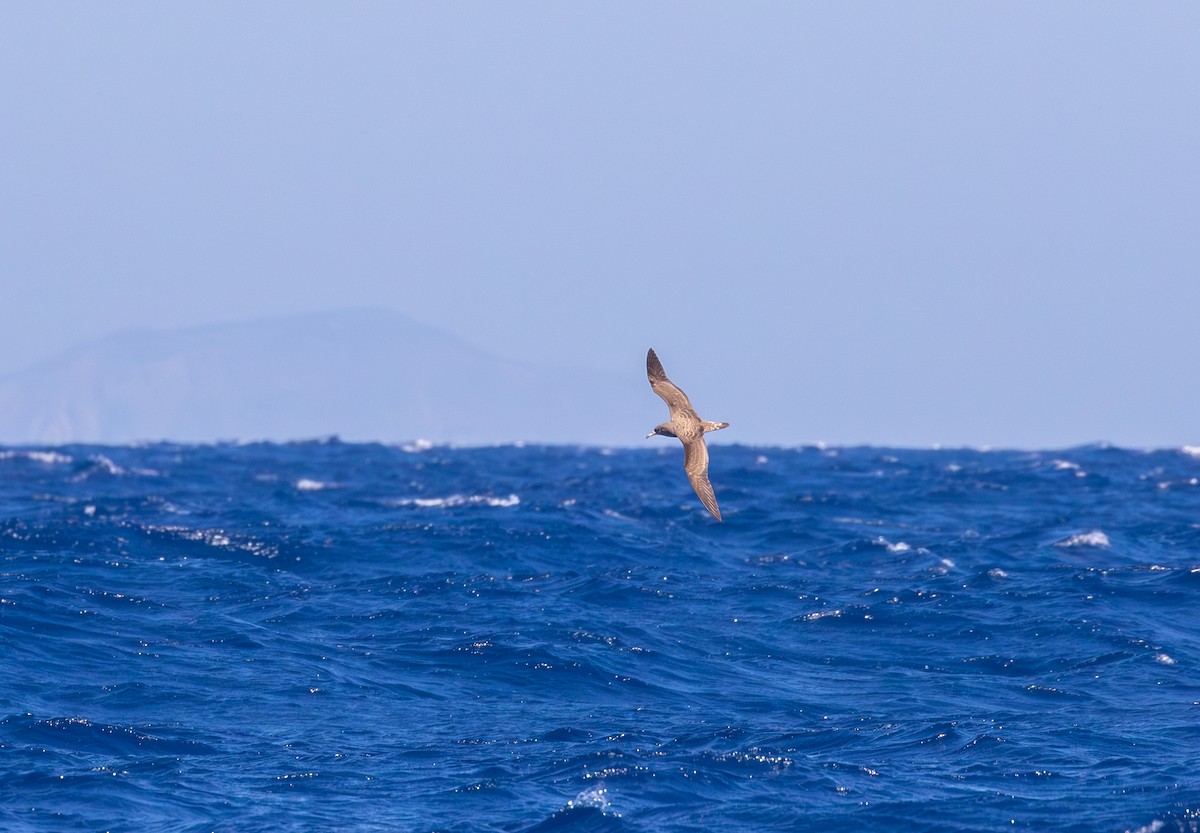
[2,3,1197,448]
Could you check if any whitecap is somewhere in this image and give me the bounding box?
[0,450,73,464]
[1055,530,1111,548]
[1048,459,1088,479]
[874,536,911,553]
[1181,446,1200,458]
[565,784,614,813]
[400,439,436,453]
[90,455,125,475]
[69,454,126,482]
[803,609,843,622]
[295,478,335,491]
[389,494,520,509]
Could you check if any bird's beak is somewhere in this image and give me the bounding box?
[645,431,655,439]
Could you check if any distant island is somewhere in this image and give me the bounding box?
[0,309,645,446]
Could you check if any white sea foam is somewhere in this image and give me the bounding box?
[874,536,911,553]
[565,784,614,813]
[803,609,843,622]
[295,478,335,491]
[1056,530,1111,548]
[401,439,436,453]
[1181,446,1200,458]
[90,455,125,475]
[69,454,126,482]
[0,450,73,464]
[1048,459,1088,478]
[390,494,520,509]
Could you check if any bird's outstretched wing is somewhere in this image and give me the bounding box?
[647,348,696,416]
[683,438,722,521]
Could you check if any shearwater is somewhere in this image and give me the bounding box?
[645,347,729,521]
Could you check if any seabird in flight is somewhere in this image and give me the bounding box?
[645,348,729,521]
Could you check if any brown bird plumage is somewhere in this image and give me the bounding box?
[645,348,729,521]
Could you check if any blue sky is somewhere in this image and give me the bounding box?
[2,3,1197,448]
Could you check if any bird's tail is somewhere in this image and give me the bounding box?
[702,421,730,433]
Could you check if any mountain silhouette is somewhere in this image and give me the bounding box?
[0,309,643,445]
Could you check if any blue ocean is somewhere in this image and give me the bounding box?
[2,441,1198,832]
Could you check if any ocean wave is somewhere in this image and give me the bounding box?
[0,449,73,464]
[295,478,337,491]
[873,536,912,553]
[136,523,279,558]
[2,442,1197,832]
[1055,530,1111,548]
[386,493,521,508]
[1,714,214,756]
[522,785,622,832]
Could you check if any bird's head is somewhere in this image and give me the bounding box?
[646,423,675,439]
